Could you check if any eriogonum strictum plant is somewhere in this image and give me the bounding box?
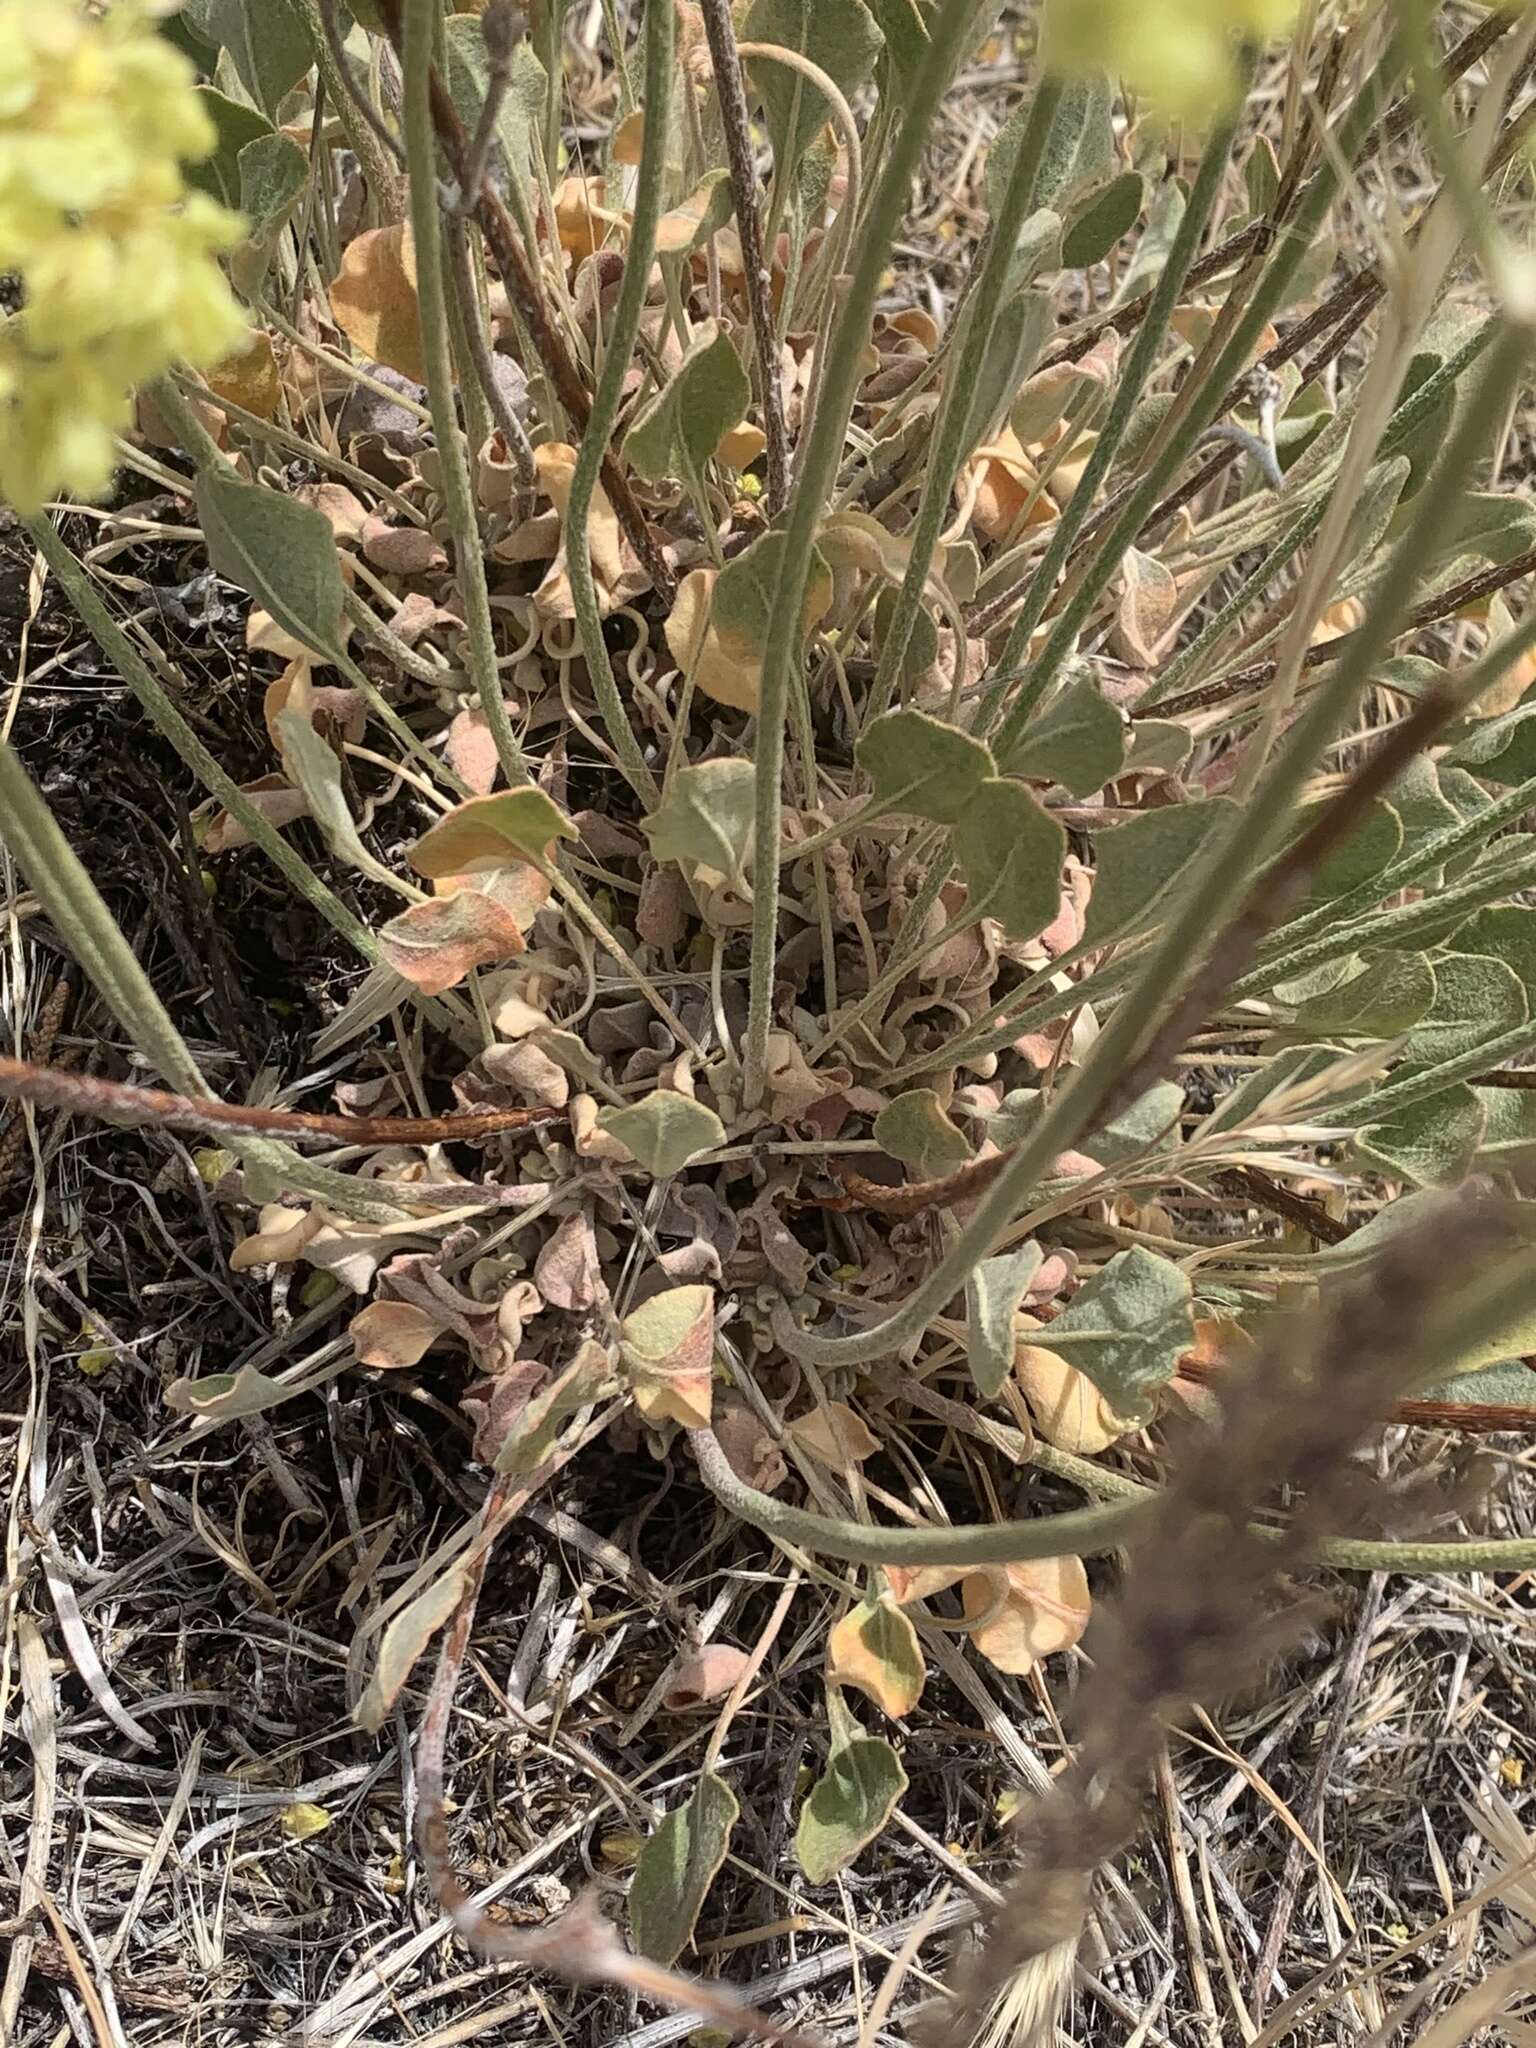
[0,0,246,512]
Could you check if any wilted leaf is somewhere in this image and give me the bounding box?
[198,469,347,661]
[787,1401,881,1466]
[855,708,995,824]
[408,788,576,878]
[625,321,750,484]
[796,1735,907,1883]
[666,532,833,712]
[356,1567,467,1732]
[164,1363,301,1419]
[230,1200,321,1270]
[349,1299,448,1368]
[1357,1085,1486,1188]
[952,779,1066,941]
[496,1339,615,1476]
[966,1244,1045,1398]
[620,1284,716,1428]
[1116,546,1178,665]
[1045,1246,1194,1411]
[630,1771,739,1964]
[962,1557,1091,1674]
[743,0,884,169]
[1081,799,1240,947]
[1014,1340,1132,1454]
[664,1645,754,1711]
[827,1596,925,1718]
[599,1092,726,1177]
[643,759,755,878]
[377,888,527,995]
[1010,673,1126,796]
[874,1088,971,1178]
[656,171,735,254]
[331,224,426,384]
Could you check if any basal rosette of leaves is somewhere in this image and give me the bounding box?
[0,0,246,511]
[6,0,1536,1993]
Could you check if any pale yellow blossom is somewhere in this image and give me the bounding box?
[0,0,247,511]
[1043,0,1302,118]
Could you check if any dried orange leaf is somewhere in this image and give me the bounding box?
[330,223,426,384]
[349,1299,448,1368]
[620,1284,716,1429]
[1116,546,1178,666]
[376,888,527,995]
[787,1401,880,1468]
[827,1596,926,1719]
[962,1557,1090,1675]
[1013,1340,1128,1455]
[205,329,281,418]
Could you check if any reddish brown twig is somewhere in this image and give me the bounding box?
[1144,538,1536,722]
[0,1054,567,1150]
[0,975,73,1196]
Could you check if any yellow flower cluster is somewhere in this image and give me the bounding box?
[1043,0,1301,119]
[0,0,247,512]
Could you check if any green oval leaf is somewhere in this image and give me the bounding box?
[197,468,347,661]
[966,1244,1045,1398]
[1045,1247,1193,1411]
[630,1771,740,1965]
[856,708,995,825]
[600,1091,727,1177]
[625,322,751,485]
[797,1735,908,1883]
[952,779,1066,941]
[643,758,755,877]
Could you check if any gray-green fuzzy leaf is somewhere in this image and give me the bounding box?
[1356,1084,1486,1188]
[952,779,1066,941]
[797,1737,908,1883]
[643,759,755,878]
[1010,673,1126,796]
[1082,799,1239,948]
[1045,1247,1193,1409]
[966,1244,1045,1397]
[630,1771,740,1964]
[625,322,751,484]
[197,469,346,660]
[856,709,995,824]
[600,1092,727,1177]
[874,1089,971,1178]
[743,0,883,172]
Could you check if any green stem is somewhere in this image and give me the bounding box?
[990,55,1401,766]
[0,744,403,1222]
[293,0,405,224]
[561,0,672,809]
[974,93,1240,738]
[741,0,980,1109]
[401,0,527,787]
[690,1426,1145,1564]
[865,76,1063,724]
